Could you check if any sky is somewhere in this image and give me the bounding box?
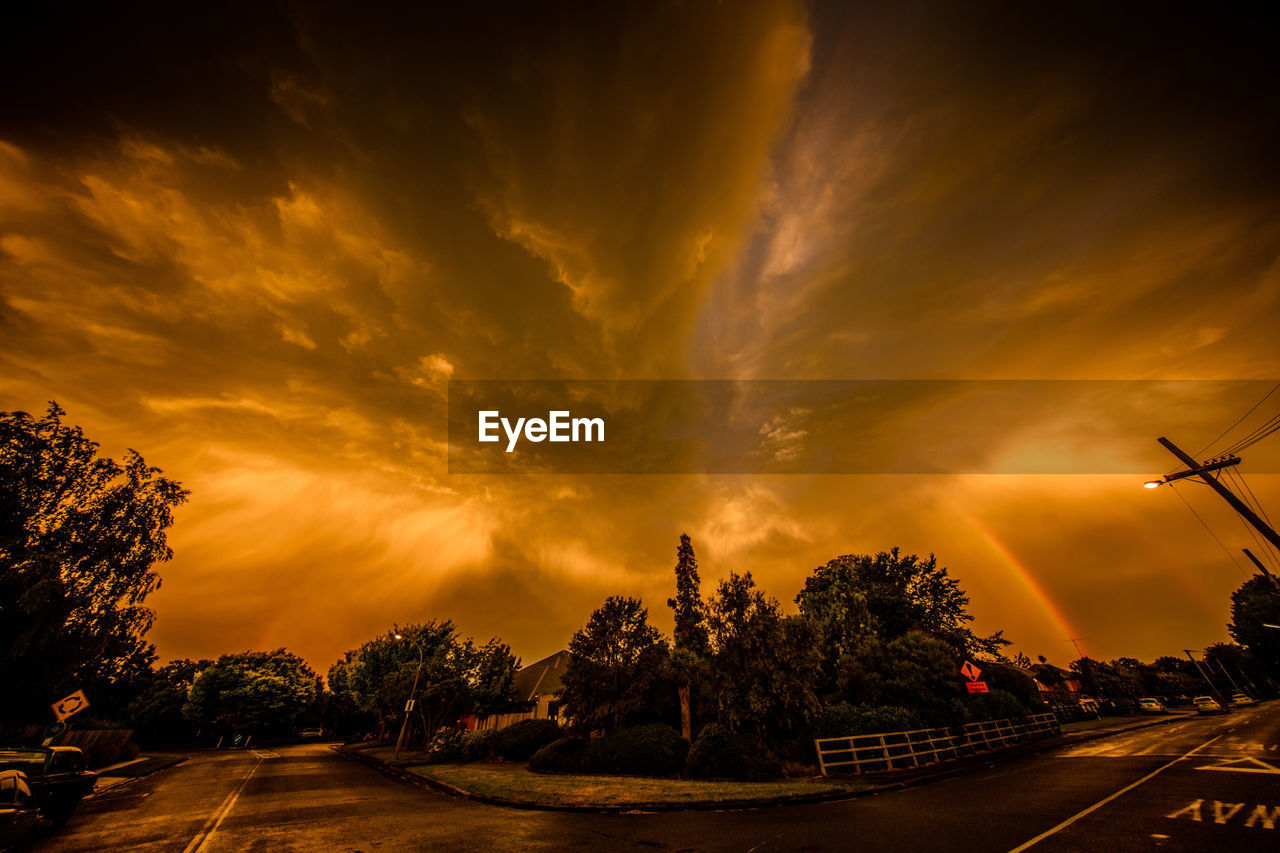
[2,0,1279,674]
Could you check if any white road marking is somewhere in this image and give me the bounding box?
[1195,756,1280,774]
[1007,734,1222,853]
[181,757,263,853]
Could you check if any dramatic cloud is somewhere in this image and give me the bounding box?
[2,0,1278,670]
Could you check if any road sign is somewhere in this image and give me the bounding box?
[966,681,989,694]
[51,690,89,722]
[1195,756,1280,775]
[960,661,982,681]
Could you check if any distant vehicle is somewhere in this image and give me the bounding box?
[1230,692,1257,708]
[1193,696,1227,715]
[1138,698,1168,714]
[0,746,96,825]
[298,728,325,739]
[0,770,40,850]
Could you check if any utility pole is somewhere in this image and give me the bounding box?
[1184,650,1228,706]
[1242,548,1280,592]
[1157,438,1280,556]
[1213,658,1243,693]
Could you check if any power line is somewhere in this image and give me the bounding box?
[1168,483,1249,577]
[1221,411,1280,456]
[1223,468,1280,571]
[1194,381,1280,458]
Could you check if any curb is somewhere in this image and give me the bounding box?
[86,756,188,799]
[333,716,1188,814]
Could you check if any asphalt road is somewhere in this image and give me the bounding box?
[29,703,1280,852]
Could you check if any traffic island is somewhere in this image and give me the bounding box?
[335,713,1193,812]
[408,762,876,811]
[337,745,880,811]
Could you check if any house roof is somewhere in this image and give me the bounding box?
[511,650,571,701]
[1030,663,1079,682]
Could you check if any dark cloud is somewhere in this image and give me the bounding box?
[2,0,1278,671]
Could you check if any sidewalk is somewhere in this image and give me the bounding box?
[89,754,188,796]
[337,713,1189,813]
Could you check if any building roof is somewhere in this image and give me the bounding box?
[511,650,571,701]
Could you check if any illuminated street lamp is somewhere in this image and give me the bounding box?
[393,632,425,759]
[1143,480,1161,489]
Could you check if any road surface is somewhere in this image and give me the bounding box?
[30,703,1280,852]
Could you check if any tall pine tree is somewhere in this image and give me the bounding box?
[668,533,708,654]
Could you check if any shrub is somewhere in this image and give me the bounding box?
[578,724,687,776]
[427,728,465,762]
[459,728,499,762]
[684,723,782,780]
[493,719,563,762]
[608,724,688,776]
[529,736,588,773]
[964,689,1030,723]
[811,702,922,739]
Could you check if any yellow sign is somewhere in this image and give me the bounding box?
[51,690,89,722]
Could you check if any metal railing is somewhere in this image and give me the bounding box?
[815,713,1061,776]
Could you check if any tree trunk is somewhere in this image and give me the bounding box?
[678,684,692,742]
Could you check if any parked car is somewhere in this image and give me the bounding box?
[0,746,96,825]
[298,728,325,739]
[1193,696,1227,715]
[1138,698,1168,714]
[0,770,40,851]
[1230,692,1257,708]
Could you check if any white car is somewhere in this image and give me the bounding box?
[1193,695,1226,715]
[1138,698,1167,714]
[1230,693,1257,708]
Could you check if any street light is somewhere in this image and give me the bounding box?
[1264,624,1280,630]
[1143,480,1162,489]
[393,632,425,759]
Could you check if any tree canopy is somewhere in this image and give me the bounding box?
[1229,574,1280,678]
[0,403,187,730]
[706,571,820,739]
[329,621,518,744]
[796,548,1008,659]
[182,649,317,734]
[560,596,669,731]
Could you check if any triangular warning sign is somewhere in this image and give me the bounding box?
[1195,756,1280,775]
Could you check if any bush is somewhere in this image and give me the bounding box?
[964,689,1030,723]
[492,719,563,762]
[578,724,687,776]
[459,728,499,762]
[810,702,922,739]
[684,723,782,780]
[427,728,465,762]
[529,736,588,773]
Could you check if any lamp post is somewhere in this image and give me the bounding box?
[394,632,425,759]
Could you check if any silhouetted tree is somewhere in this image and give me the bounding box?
[706,571,820,741]
[668,533,708,654]
[561,596,669,732]
[333,622,517,745]
[796,548,1008,663]
[1229,574,1280,679]
[666,533,709,740]
[0,403,188,731]
[183,649,317,735]
[126,658,212,743]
